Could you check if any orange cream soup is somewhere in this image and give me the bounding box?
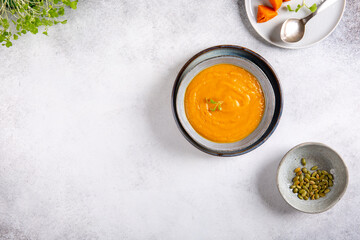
[185,64,265,143]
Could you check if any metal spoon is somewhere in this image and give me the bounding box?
[280,0,327,43]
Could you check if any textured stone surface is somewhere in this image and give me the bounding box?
[0,0,359,239]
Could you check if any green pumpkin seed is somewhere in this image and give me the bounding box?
[291,161,334,201]
[301,158,306,166]
[299,175,304,181]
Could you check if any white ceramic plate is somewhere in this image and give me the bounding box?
[244,0,346,49]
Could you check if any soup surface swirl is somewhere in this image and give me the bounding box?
[185,64,265,143]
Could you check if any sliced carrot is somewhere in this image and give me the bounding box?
[283,0,291,2]
[257,5,278,23]
[269,0,283,11]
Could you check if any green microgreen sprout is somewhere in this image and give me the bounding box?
[207,98,224,112]
[287,5,294,11]
[0,0,78,47]
[308,3,317,12]
[287,0,317,13]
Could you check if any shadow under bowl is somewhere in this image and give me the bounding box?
[277,142,349,213]
[171,45,282,157]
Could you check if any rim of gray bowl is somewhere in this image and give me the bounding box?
[276,142,349,214]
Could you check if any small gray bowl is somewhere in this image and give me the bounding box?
[277,142,348,213]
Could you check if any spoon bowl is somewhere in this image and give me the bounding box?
[280,19,306,43]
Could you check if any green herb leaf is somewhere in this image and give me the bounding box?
[287,1,317,13]
[295,4,303,12]
[308,3,317,12]
[0,0,78,47]
[69,1,78,10]
[58,7,65,16]
[207,98,224,112]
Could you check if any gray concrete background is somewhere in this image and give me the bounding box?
[0,0,359,239]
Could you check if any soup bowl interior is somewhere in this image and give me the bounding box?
[176,56,275,153]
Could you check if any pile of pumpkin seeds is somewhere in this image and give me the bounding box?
[290,158,334,200]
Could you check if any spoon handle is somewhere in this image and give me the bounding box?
[302,0,328,24]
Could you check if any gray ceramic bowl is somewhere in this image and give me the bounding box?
[172,45,282,156]
[277,142,348,213]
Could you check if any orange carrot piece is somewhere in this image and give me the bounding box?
[257,5,278,23]
[269,0,283,11]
